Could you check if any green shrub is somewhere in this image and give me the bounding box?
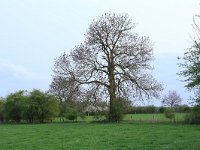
[159,107,165,113]
[128,106,159,114]
[65,107,78,121]
[27,89,59,123]
[164,108,175,122]
[107,97,129,122]
[185,105,200,124]
[4,91,27,122]
[0,90,59,123]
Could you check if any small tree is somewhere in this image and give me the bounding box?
[4,90,27,122]
[49,76,81,122]
[164,108,175,122]
[26,89,59,123]
[162,90,182,122]
[65,105,78,121]
[162,90,182,108]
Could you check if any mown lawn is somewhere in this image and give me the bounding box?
[0,122,200,150]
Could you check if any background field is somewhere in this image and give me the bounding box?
[1,113,199,150]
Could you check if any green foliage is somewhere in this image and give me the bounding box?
[1,89,59,123]
[4,91,27,122]
[26,89,59,123]
[185,105,200,124]
[108,97,130,122]
[178,42,200,89]
[145,105,157,113]
[46,95,59,118]
[174,105,191,113]
[65,106,78,121]
[128,105,190,114]
[61,100,87,121]
[159,106,165,113]
[164,108,175,122]
[177,15,200,105]
[74,101,87,120]
[128,105,158,114]
[0,98,5,122]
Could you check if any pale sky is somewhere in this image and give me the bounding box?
[0,0,199,105]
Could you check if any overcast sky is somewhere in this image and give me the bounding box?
[0,0,199,105]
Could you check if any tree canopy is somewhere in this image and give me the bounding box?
[178,15,200,90]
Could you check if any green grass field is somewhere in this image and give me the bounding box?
[1,113,199,150]
[0,122,200,150]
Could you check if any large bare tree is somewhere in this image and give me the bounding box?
[52,13,162,121]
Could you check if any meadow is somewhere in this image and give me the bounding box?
[1,113,200,150]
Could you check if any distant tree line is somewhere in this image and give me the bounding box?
[0,89,193,124]
[126,105,191,114]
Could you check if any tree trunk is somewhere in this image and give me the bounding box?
[109,87,117,121]
[108,52,117,122]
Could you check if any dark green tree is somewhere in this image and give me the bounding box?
[4,90,27,122]
[110,97,131,121]
[0,98,5,122]
[27,89,59,123]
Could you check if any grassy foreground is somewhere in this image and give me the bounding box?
[0,122,200,150]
